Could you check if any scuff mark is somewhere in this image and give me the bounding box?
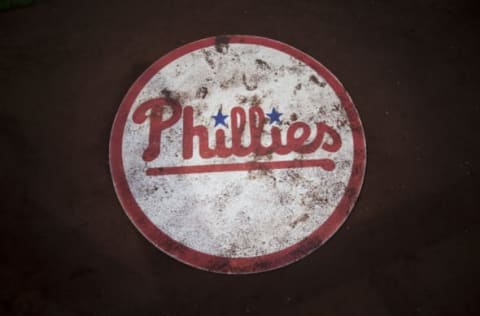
[242,73,258,91]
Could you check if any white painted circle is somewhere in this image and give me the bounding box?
[110,36,366,273]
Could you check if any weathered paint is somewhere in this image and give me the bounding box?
[109,35,366,274]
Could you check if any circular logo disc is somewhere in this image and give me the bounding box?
[110,35,366,274]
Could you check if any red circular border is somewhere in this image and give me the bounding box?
[109,35,366,274]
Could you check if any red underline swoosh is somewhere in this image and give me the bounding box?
[145,159,335,176]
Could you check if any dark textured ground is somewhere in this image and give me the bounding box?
[1,0,479,315]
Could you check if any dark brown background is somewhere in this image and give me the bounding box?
[1,0,479,315]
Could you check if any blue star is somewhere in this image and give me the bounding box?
[266,107,283,125]
[212,109,229,127]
